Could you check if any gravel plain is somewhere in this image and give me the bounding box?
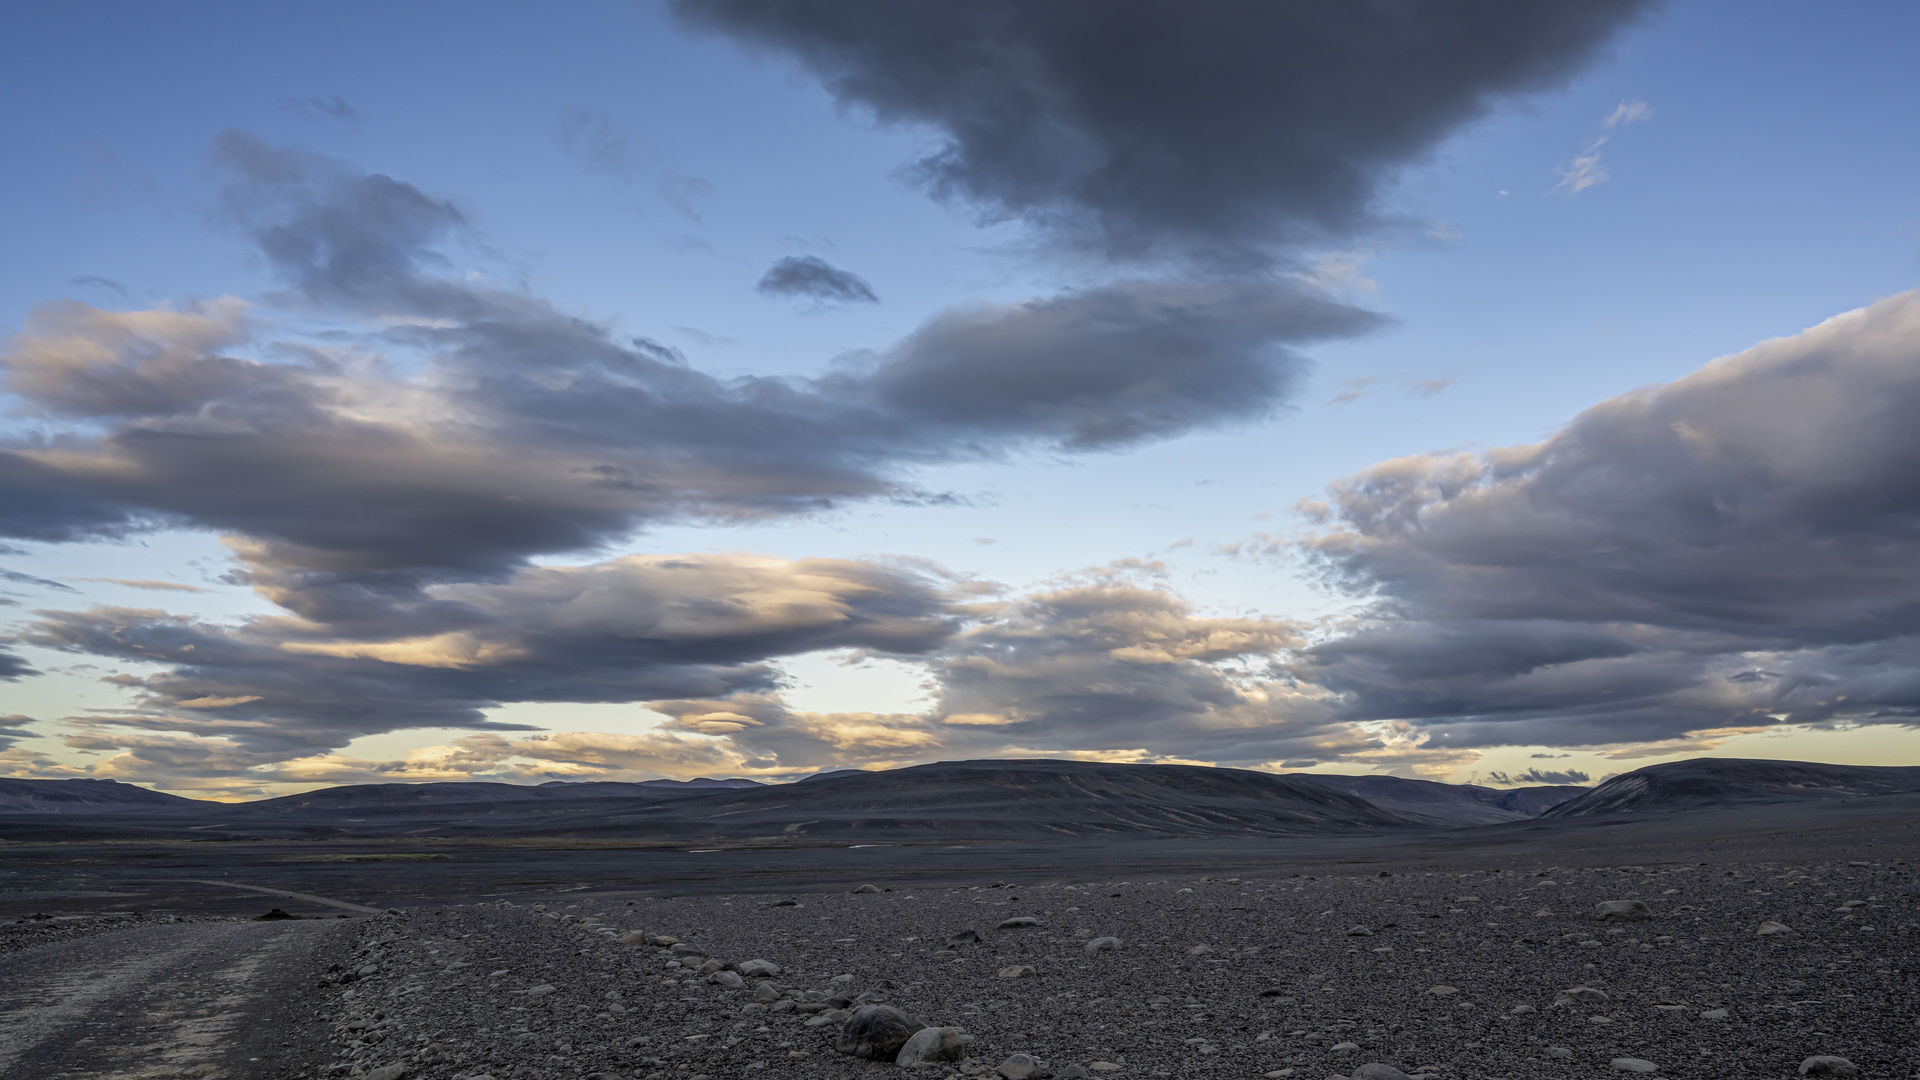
[304,856,1916,1080]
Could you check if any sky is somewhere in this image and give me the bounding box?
[2,0,1918,799]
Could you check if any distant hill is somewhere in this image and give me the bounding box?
[1542,758,1920,817]
[0,777,207,813]
[1292,773,1584,825]
[598,759,1415,839]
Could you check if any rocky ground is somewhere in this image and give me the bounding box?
[296,856,1915,1080]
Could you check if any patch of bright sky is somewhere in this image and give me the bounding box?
[4,0,1920,783]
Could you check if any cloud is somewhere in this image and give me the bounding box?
[70,275,129,299]
[757,255,879,304]
[1,566,78,593]
[1325,374,1455,407]
[0,135,1383,591]
[72,578,211,593]
[16,552,959,764]
[281,95,359,122]
[1298,290,1920,751]
[1555,99,1652,195]
[674,0,1654,262]
[1484,767,1590,785]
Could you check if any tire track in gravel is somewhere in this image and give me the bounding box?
[0,917,351,1079]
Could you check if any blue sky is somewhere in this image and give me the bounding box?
[2,1,1918,796]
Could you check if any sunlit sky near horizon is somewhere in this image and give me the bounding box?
[2,1,1919,799]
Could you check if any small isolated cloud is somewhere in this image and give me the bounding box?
[73,578,211,593]
[70,275,129,299]
[757,255,878,304]
[1555,99,1651,195]
[1325,374,1454,406]
[281,95,358,122]
[1,566,77,593]
[1485,767,1590,786]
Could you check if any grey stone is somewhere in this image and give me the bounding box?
[1557,986,1610,1005]
[833,1004,925,1060]
[1595,900,1653,921]
[708,970,744,989]
[945,929,982,947]
[1757,921,1795,936]
[1056,1067,1093,1080]
[996,1053,1046,1079]
[894,1025,973,1066]
[1610,1058,1657,1073]
[1798,1057,1859,1077]
[997,916,1041,929]
[997,964,1037,978]
[1084,935,1122,954]
[1347,925,1374,936]
[752,982,782,1003]
[617,930,648,946]
[364,1066,407,1080]
[1545,1047,1574,1059]
[1352,1066,1412,1080]
[852,884,882,894]
[737,958,781,978]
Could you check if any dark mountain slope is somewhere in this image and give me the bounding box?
[1542,758,1920,817]
[0,777,208,813]
[1292,773,1584,825]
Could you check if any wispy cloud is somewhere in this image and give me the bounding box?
[1555,99,1652,195]
[73,578,211,593]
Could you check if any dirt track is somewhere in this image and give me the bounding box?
[0,917,348,1079]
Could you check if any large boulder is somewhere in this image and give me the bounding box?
[1594,900,1652,921]
[834,1004,926,1060]
[895,1026,973,1066]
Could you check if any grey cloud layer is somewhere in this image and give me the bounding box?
[1,135,1372,586]
[1300,291,1920,749]
[673,0,1654,261]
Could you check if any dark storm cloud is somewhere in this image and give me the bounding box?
[0,652,38,681]
[757,255,878,304]
[1298,291,1920,749]
[673,0,1655,262]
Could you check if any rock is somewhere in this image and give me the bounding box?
[1799,1058,1859,1077]
[805,1008,852,1028]
[1330,1041,1361,1052]
[708,970,745,989]
[834,1004,925,1060]
[670,942,705,957]
[1089,1064,1122,1073]
[1545,1047,1573,1059]
[894,1025,973,1066]
[1186,944,1215,956]
[997,964,1037,978]
[1757,921,1795,936]
[648,934,680,946]
[618,930,648,946]
[996,1053,1046,1079]
[523,984,556,997]
[1347,925,1374,936]
[852,883,882,894]
[737,959,781,978]
[1610,1058,1657,1073]
[1557,986,1610,1005]
[696,959,727,975]
[254,908,297,921]
[1084,936,1122,954]
[364,1066,408,1080]
[1352,1066,1411,1080]
[1595,900,1653,920]
[752,982,783,1002]
[997,916,1041,929]
[1699,1008,1728,1019]
[1056,1067,1093,1080]
[946,929,982,947]
[1427,985,1459,996]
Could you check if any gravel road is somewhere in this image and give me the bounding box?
[295,855,1915,1080]
[0,915,351,1079]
